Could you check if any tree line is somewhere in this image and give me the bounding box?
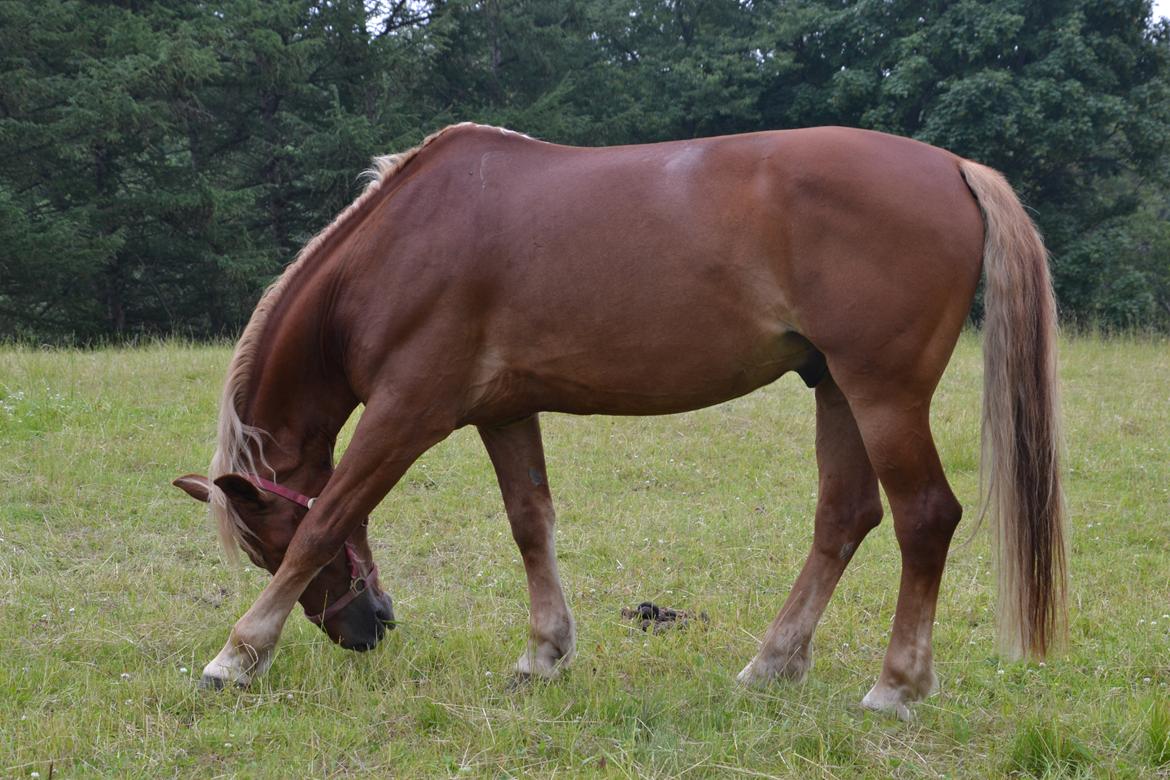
[2,0,1168,342]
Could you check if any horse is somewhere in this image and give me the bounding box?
[173,122,1065,719]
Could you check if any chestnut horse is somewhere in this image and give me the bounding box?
[174,123,1065,718]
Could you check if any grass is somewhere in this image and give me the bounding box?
[1,332,1168,778]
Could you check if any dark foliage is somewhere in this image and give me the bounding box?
[2,0,1167,341]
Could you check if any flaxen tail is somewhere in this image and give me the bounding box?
[960,160,1067,660]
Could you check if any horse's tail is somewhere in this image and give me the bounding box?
[959,159,1067,660]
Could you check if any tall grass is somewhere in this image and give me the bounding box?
[1,333,1168,777]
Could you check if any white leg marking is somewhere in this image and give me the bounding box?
[515,603,576,678]
[200,577,302,689]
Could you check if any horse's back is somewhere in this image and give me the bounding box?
[352,125,984,421]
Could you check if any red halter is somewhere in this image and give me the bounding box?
[245,474,317,509]
[243,474,379,626]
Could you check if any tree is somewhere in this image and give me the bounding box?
[1,0,1167,339]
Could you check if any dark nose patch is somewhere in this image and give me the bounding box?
[331,589,394,650]
[340,624,384,652]
[375,593,396,627]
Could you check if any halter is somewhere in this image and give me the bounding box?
[243,474,380,626]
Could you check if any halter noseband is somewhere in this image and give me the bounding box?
[243,474,380,626]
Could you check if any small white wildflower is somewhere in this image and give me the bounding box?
[179,667,188,674]
[68,607,75,613]
[120,672,130,680]
[997,669,1005,675]
[484,671,493,677]
[30,772,40,778]
[1038,662,1046,668]
[286,693,294,700]
[1144,677,1152,684]
[224,742,232,748]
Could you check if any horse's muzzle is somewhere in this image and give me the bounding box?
[333,588,396,652]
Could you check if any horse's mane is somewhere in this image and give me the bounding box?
[208,122,486,560]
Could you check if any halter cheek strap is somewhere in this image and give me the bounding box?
[242,474,379,625]
[244,474,316,509]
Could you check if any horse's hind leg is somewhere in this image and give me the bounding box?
[479,415,576,678]
[738,376,882,686]
[848,400,962,720]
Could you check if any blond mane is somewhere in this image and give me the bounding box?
[208,122,487,560]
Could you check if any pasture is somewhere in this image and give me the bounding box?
[1,333,1168,778]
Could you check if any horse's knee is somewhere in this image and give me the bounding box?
[893,486,962,556]
[925,488,962,536]
[814,494,883,558]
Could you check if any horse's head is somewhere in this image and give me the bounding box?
[173,473,395,651]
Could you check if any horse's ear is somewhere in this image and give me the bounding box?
[213,473,265,508]
[173,474,211,503]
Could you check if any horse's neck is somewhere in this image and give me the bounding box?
[244,279,358,479]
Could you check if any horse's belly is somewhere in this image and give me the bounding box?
[468,320,818,421]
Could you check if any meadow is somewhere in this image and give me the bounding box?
[1,333,1168,778]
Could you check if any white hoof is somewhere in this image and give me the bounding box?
[860,683,914,721]
[736,646,812,687]
[514,639,573,679]
[200,637,272,690]
[737,660,766,686]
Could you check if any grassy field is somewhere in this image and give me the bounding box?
[1,333,1168,778]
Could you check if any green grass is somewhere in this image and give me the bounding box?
[1,333,1168,777]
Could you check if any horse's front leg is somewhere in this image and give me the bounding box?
[200,564,315,687]
[479,415,576,678]
[202,399,452,688]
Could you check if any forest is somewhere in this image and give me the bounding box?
[1,0,1168,341]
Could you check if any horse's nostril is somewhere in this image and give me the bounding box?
[375,595,396,627]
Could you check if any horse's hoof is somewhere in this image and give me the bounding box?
[860,686,914,722]
[514,648,570,680]
[199,669,250,690]
[736,650,811,687]
[736,662,763,687]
